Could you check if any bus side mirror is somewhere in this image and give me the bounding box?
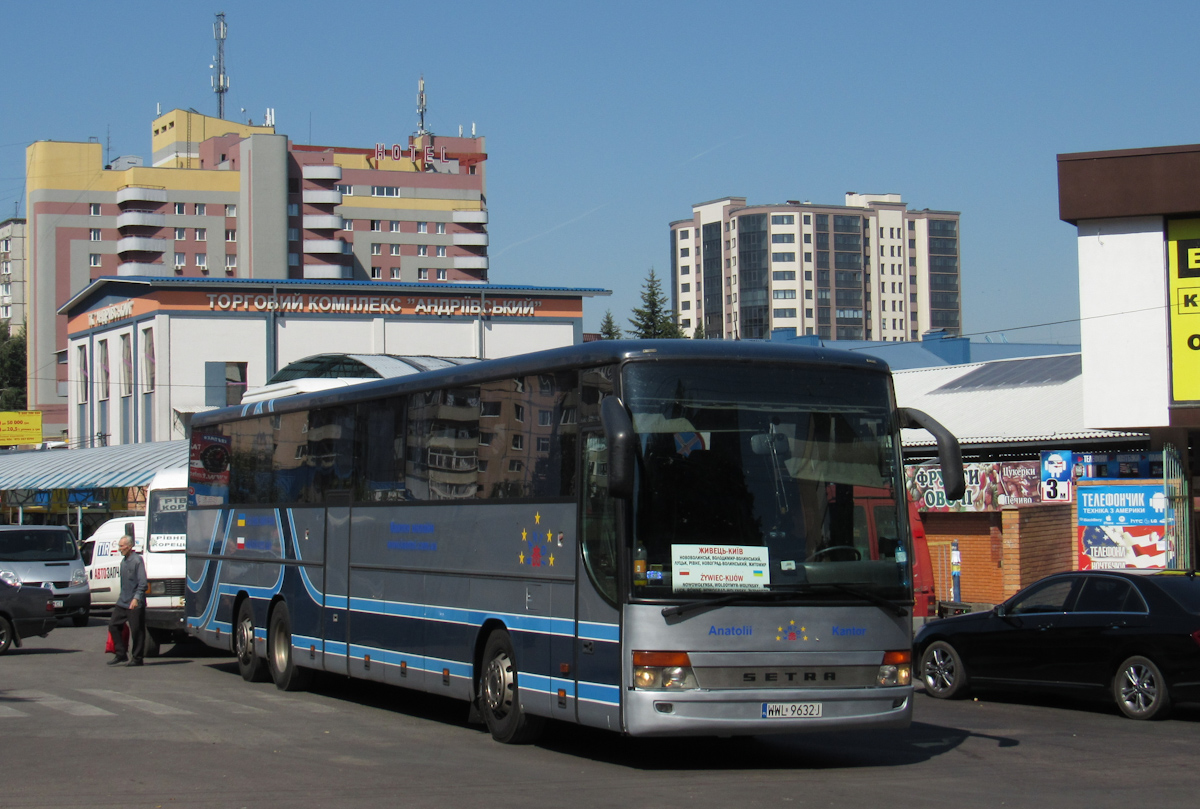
[600,396,635,499]
[897,407,965,501]
[125,522,136,542]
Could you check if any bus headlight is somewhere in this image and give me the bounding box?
[878,650,912,686]
[633,651,698,690]
[148,581,166,596]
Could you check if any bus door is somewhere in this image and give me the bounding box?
[323,490,351,675]
[575,429,622,731]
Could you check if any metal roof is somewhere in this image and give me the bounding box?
[894,354,1143,448]
[0,440,187,491]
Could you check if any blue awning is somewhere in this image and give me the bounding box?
[0,441,187,491]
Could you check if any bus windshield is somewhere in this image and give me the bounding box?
[623,361,909,600]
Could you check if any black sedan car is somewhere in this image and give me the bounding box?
[915,570,1200,720]
[0,576,57,654]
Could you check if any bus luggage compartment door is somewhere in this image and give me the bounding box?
[323,491,351,675]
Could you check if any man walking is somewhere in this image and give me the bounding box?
[107,534,147,667]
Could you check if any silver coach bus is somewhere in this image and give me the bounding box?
[185,340,964,743]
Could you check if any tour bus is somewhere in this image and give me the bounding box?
[144,468,189,654]
[184,340,964,742]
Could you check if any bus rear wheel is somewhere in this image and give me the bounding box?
[268,602,313,692]
[234,599,268,682]
[480,629,544,744]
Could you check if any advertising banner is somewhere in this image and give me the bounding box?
[1167,218,1200,403]
[0,411,43,446]
[189,433,231,506]
[906,461,1041,512]
[1076,484,1168,570]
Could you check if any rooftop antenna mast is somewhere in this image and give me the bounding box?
[416,75,430,137]
[212,12,229,120]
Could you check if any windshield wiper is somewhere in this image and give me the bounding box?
[770,582,908,617]
[661,593,752,619]
[660,583,909,621]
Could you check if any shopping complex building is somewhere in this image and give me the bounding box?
[24,108,504,440]
[669,194,961,341]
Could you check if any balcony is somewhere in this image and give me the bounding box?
[303,239,347,254]
[453,256,489,270]
[302,189,342,205]
[452,209,488,224]
[302,164,342,181]
[117,262,168,276]
[303,264,349,280]
[117,237,167,254]
[302,214,343,230]
[452,232,488,247]
[116,211,165,229]
[116,186,167,205]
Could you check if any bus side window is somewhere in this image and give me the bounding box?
[581,432,618,605]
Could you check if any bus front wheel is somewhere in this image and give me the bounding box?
[480,629,544,744]
[268,602,313,692]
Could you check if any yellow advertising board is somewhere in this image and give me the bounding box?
[0,411,42,445]
[1167,219,1200,403]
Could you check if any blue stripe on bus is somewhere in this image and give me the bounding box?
[186,517,225,590]
[347,597,580,638]
[577,621,620,643]
[186,562,286,632]
[577,680,621,705]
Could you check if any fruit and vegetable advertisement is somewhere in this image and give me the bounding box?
[905,461,1042,512]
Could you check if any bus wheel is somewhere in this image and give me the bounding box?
[234,600,268,682]
[268,602,313,692]
[480,629,545,744]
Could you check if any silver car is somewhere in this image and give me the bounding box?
[0,526,90,626]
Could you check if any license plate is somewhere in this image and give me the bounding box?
[761,702,822,719]
[52,599,64,609]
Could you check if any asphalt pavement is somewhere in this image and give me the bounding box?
[1,618,1197,809]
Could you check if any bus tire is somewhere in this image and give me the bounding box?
[480,629,544,744]
[234,599,268,682]
[268,602,313,692]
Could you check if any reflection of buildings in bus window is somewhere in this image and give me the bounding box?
[408,387,481,500]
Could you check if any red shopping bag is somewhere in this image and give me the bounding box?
[104,623,130,654]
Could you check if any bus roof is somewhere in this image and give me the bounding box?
[193,339,892,428]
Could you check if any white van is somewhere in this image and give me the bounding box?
[82,516,146,612]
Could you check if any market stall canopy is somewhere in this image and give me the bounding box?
[0,440,187,491]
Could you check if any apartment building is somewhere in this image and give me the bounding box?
[0,218,26,330]
[669,194,961,341]
[25,109,489,437]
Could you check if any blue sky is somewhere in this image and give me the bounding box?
[2,1,1198,341]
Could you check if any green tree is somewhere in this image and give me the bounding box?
[627,268,684,339]
[0,322,26,410]
[691,319,706,340]
[598,309,622,340]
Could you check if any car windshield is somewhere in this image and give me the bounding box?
[0,529,78,562]
[623,360,911,601]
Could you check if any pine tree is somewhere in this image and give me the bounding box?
[691,319,706,340]
[598,309,622,340]
[627,268,684,339]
